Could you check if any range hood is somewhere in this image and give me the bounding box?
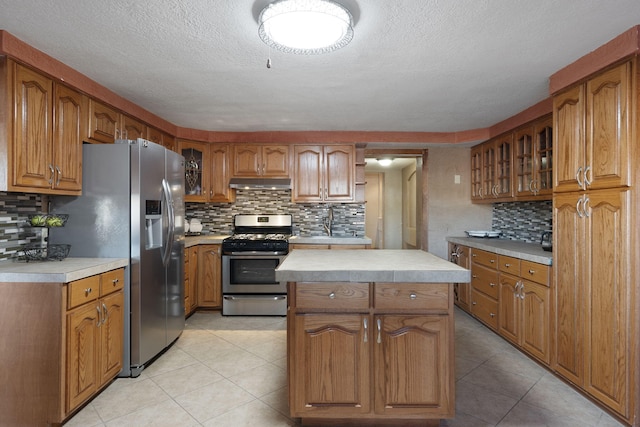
[228,178,292,190]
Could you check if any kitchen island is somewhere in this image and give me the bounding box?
[276,249,469,426]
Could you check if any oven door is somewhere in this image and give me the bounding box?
[222,254,287,294]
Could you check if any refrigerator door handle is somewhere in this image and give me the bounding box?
[161,178,175,266]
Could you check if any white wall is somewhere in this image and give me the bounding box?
[426,147,492,259]
[383,169,404,249]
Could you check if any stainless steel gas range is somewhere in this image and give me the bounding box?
[221,214,291,316]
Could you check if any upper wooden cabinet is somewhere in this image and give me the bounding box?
[514,115,553,198]
[293,144,355,202]
[232,144,289,177]
[180,140,235,203]
[471,114,552,203]
[554,61,631,193]
[4,60,84,195]
[86,98,120,143]
[146,126,175,151]
[120,114,146,141]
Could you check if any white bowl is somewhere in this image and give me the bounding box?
[190,222,203,233]
[184,221,190,232]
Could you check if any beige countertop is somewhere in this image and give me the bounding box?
[289,235,372,245]
[184,234,229,247]
[275,249,470,283]
[446,236,553,265]
[0,257,129,283]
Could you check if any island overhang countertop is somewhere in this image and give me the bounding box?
[276,249,470,283]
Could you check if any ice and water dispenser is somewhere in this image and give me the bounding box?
[145,199,163,249]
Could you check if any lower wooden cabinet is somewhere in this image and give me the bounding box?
[66,268,125,413]
[184,246,199,315]
[288,281,454,423]
[197,244,222,308]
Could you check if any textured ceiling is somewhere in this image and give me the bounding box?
[1,1,640,134]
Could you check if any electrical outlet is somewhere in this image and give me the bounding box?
[454,174,461,184]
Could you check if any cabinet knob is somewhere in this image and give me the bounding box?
[84,287,92,296]
[504,263,511,267]
[328,292,336,299]
[528,269,535,274]
[472,301,477,305]
[409,293,417,300]
[490,282,496,287]
[490,313,496,318]
[490,259,495,264]
[111,278,119,286]
[472,274,477,279]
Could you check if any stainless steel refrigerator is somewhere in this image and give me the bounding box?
[50,138,185,377]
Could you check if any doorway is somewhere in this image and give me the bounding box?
[364,152,423,249]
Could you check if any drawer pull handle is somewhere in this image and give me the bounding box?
[472,274,477,278]
[328,292,336,299]
[363,318,368,343]
[112,278,119,286]
[528,269,535,274]
[376,319,382,344]
[489,282,496,287]
[504,263,511,267]
[472,254,477,257]
[84,287,92,296]
[490,259,495,263]
[409,293,417,300]
[472,301,477,305]
[96,305,101,326]
[490,313,496,318]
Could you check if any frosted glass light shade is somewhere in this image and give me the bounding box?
[258,0,354,55]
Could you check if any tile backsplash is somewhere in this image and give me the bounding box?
[186,189,366,237]
[0,192,43,261]
[491,200,552,243]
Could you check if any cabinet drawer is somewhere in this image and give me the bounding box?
[295,282,369,311]
[520,261,550,286]
[374,283,449,311]
[471,264,499,299]
[68,275,100,309]
[471,249,498,268]
[100,269,124,296]
[498,255,521,275]
[470,289,498,330]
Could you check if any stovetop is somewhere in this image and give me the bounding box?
[222,214,292,254]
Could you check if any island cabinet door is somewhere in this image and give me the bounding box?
[290,314,371,416]
[373,315,454,417]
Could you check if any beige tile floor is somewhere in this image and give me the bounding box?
[65,308,625,427]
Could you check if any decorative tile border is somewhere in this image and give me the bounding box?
[492,200,552,243]
[185,189,366,237]
[0,192,43,261]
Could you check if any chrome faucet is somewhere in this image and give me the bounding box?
[323,206,334,236]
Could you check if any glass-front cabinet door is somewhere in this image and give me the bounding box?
[495,134,513,199]
[515,126,534,197]
[180,140,208,203]
[534,115,553,197]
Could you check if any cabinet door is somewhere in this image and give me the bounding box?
[515,126,535,197]
[99,290,124,386]
[188,246,199,312]
[181,140,209,202]
[87,99,120,143]
[13,63,53,190]
[374,315,453,417]
[293,145,323,201]
[583,188,630,415]
[324,145,354,201]
[262,145,289,177]
[198,245,221,308]
[121,114,146,140]
[232,145,261,177]
[553,192,585,385]
[585,62,631,190]
[553,85,585,192]
[290,314,370,416]
[520,280,550,364]
[498,274,520,345]
[470,145,483,201]
[53,84,85,192]
[533,115,553,196]
[494,134,513,199]
[481,142,496,199]
[210,144,235,202]
[67,303,100,412]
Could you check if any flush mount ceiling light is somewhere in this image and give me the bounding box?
[377,158,393,167]
[258,0,354,55]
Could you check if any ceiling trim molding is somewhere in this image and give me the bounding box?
[549,25,640,94]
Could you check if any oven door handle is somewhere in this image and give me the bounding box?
[224,251,288,256]
[223,295,287,301]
